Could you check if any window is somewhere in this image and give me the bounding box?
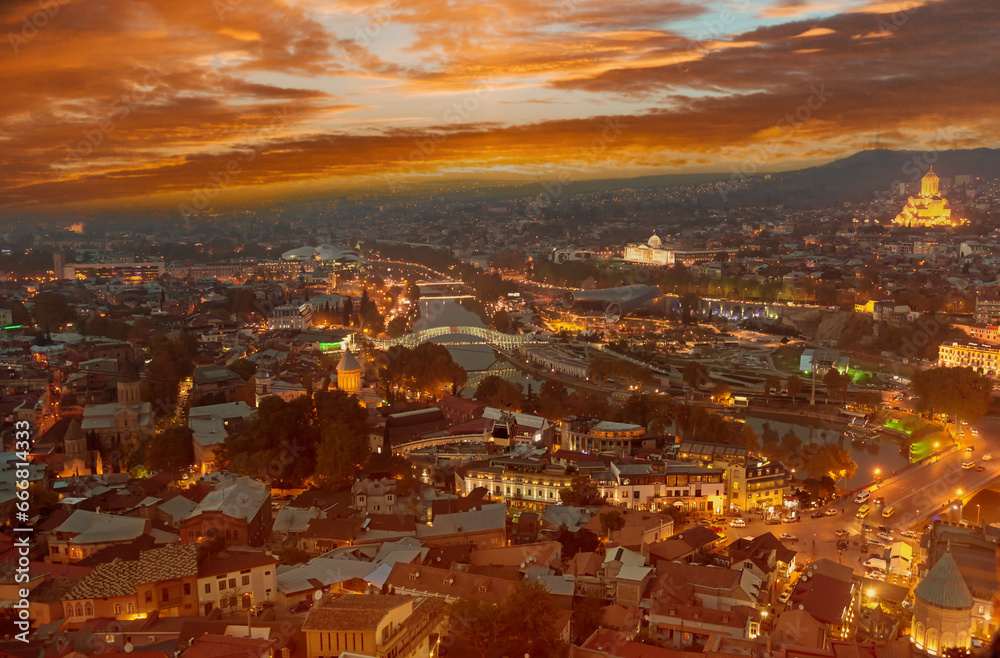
[204,583,211,594]
[161,588,169,601]
[145,591,153,603]
[85,602,93,616]
[127,603,135,614]
[229,578,236,589]
[242,575,250,586]
[52,546,59,554]
[264,571,271,576]
[184,583,191,596]
[114,604,122,615]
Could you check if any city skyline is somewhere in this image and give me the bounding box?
[2,0,999,213]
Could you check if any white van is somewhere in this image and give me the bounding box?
[730,518,746,527]
[854,491,870,504]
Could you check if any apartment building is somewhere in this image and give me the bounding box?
[938,341,1000,374]
[302,594,445,658]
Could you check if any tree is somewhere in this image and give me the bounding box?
[599,510,626,539]
[492,309,512,333]
[534,380,569,419]
[474,375,523,409]
[764,375,780,403]
[682,362,709,390]
[146,426,195,478]
[823,368,849,402]
[229,358,257,381]
[30,291,75,330]
[912,366,993,429]
[314,421,368,489]
[446,598,500,658]
[573,592,606,644]
[786,374,804,401]
[499,580,566,658]
[362,306,385,336]
[559,474,601,506]
[386,315,409,338]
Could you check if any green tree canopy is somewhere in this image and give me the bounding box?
[559,474,601,506]
[912,366,993,426]
[474,375,523,409]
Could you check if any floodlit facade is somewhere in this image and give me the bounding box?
[893,168,959,227]
[938,342,1000,375]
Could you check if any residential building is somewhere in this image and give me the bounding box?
[675,441,790,514]
[61,543,199,624]
[191,365,245,404]
[353,477,397,515]
[196,551,279,616]
[45,510,149,564]
[302,593,445,658]
[455,456,577,512]
[268,303,313,330]
[938,341,1000,374]
[188,401,255,475]
[609,462,725,515]
[180,478,272,547]
[974,296,1000,323]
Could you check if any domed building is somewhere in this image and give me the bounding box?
[337,347,362,394]
[623,232,673,266]
[911,548,973,655]
[893,168,961,228]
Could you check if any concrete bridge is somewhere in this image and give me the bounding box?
[371,326,544,351]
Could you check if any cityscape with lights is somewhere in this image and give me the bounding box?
[2,0,1000,657]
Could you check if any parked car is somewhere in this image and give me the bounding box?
[291,600,313,614]
[862,523,873,532]
[251,602,274,618]
[878,532,894,542]
[861,543,869,553]
[779,533,797,541]
[783,515,801,523]
[901,530,918,538]
[730,518,746,527]
[811,511,824,519]
[982,454,992,461]
[765,518,782,525]
[825,509,838,516]
[967,445,975,452]
[835,529,850,538]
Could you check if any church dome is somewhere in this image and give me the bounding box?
[648,233,662,248]
[337,347,360,372]
[914,551,973,610]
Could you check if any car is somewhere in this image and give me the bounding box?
[962,462,976,470]
[874,496,885,506]
[765,518,782,525]
[699,519,712,526]
[291,600,313,614]
[811,511,824,518]
[983,454,993,461]
[967,446,975,452]
[878,525,890,532]
[901,530,918,538]
[862,523,873,532]
[730,518,746,527]
[778,589,792,604]
[977,466,986,472]
[971,429,980,435]
[861,543,869,553]
[783,516,800,523]
[825,509,838,516]
[250,602,274,618]
[779,533,798,541]
[835,529,850,538]
[878,532,894,542]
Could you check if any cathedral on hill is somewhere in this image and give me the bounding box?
[892,168,961,227]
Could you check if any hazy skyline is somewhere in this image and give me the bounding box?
[2,0,998,212]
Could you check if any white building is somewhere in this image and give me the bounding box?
[268,303,313,331]
[623,234,674,266]
[197,551,279,616]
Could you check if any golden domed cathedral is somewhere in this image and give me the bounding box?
[893,168,961,227]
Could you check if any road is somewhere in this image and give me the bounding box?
[716,415,1000,570]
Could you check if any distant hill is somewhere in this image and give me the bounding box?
[721,148,1000,208]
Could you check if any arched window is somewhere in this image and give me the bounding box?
[85,602,93,616]
[75,603,83,617]
[914,622,925,646]
[926,627,939,653]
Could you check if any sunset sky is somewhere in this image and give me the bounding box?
[1,0,997,212]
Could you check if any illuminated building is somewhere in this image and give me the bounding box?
[623,233,674,266]
[675,441,789,513]
[938,342,1000,375]
[892,168,961,227]
[911,549,973,655]
[560,417,646,457]
[64,259,165,282]
[268,303,313,330]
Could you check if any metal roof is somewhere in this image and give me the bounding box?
[914,551,973,609]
